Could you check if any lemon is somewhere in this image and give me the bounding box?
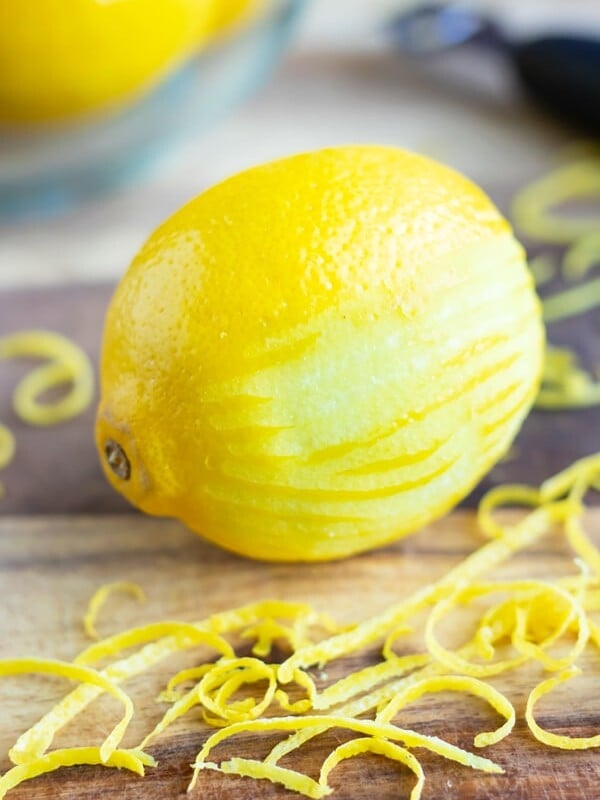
[0,0,253,124]
[96,146,543,562]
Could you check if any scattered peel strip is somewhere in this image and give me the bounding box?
[511,156,600,411]
[213,759,327,799]
[0,423,15,498]
[2,458,599,798]
[528,254,556,287]
[424,580,588,678]
[83,582,146,639]
[190,715,504,792]
[525,667,600,750]
[0,658,133,765]
[375,675,515,748]
[74,621,234,666]
[538,345,600,409]
[277,502,569,683]
[0,329,94,497]
[0,747,155,800]
[11,600,329,763]
[319,738,424,800]
[511,159,600,244]
[0,330,94,426]
[562,231,600,281]
[542,277,600,324]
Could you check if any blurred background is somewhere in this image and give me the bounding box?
[0,0,599,288]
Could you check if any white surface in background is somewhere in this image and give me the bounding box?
[0,0,598,289]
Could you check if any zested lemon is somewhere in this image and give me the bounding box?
[96,146,543,561]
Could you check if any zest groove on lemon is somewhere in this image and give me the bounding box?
[96,145,543,561]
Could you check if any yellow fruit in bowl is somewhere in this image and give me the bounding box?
[210,0,263,36]
[0,0,255,124]
[96,145,543,562]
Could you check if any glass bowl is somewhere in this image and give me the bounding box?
[0,0,305,220]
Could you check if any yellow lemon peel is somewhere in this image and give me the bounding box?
[214,758,328,799]
[0,423,15,497]
[542,277,600,324]
[562,231,600,281]
[12,600,323,763]
[512,156,600,411]
[525,667,600,750]
[511,159,600,244]
[319,738,425,800]
[83,581,146,639]
[0,747,155,800]
[74,621,234,666]
[538,345,600,409]
[0,658,133,765]
[528,254,556,287]
[0,330,94,426]
[190,715,504,793]
[425,580,588,678]
[2,454,600,799]
[509,154,600,411]
[0,330,94,496]
[375,675,515,748]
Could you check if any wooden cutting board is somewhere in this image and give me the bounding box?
[0,510,599,799]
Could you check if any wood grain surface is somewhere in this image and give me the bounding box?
[0,511,599,799]
[0,277,598,515]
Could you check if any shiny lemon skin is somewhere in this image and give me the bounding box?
[0,0,217,124]
[96,146,544,561]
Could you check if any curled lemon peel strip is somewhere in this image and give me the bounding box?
[562,472,600,577]
[189,715,503,792]
[196,657,277,723]
[511,159,600,244]
[425,580,588,678]
[278,502,567,683]
[0,658,133,765]
[319,737,425,800]
[146,659,278,743]
[528,254,557,287]
[0,747,155,800]
[542,276,600,324]
[141,684,202,749]
[477,484,541,539]
[538,345,600,409]
[215,759,327,799]
[310,654,430,712]
[526,667,600,750]
[158,664,214,702]
[382,624,413,659]
[562,231,600,281]
[540,453,600,502]
[6,452,600,798]
[74,621,234,666]
[0,330,94,426]
[12,600,312,764]
[275,667,317,713]
[83,582,146,639]
[0,423,15,498]
[512,158,600,411]
[375,675,515,748]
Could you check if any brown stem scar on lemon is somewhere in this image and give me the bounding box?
[105,440,130,481]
